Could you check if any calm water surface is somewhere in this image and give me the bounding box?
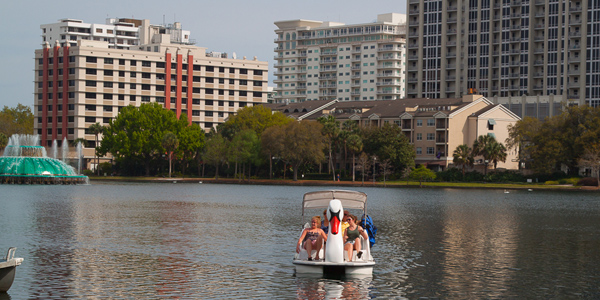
[1,183,599,299]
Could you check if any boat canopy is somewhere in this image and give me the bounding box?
[302,190,368,217]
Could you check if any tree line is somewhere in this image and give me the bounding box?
[92,103,418,180]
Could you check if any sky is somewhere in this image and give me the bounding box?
[0,0,407,109]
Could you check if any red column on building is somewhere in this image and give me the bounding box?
[52,42,60,142]
[62,45,69,141]
[41,43,50,147]
[176,49,183,119]
[187,51,193,124]
[165,51,172,110]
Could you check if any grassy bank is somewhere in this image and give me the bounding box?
[88,176,592,191]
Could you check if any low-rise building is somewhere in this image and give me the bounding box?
[265,95,520,172]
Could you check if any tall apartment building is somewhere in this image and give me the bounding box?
[274,13,407,103]
[407,0,600,112]
[34,18,268,148]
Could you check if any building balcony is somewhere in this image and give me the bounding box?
[407,77,418,83]
[320,58,337,64]
[320,51,337,56]
[379,46,402,52]
[377,81,398,86]
[447,5,457,11]
[570,19,582,25]
[378,72,401,78]
[533,85,544,90]
[570,6,582,13]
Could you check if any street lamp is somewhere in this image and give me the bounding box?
[484,159,489,176]
[373,156,377,183]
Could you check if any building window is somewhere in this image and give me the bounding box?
[86,57,97,63]
[416,133,422,141]
[416,147,422,155]
[427,119,435,126]
[417,119,423,127]
[427,133,435,141]
[427,147,435,155]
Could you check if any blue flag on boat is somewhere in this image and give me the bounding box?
[360,214,377,247]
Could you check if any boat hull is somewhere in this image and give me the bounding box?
[293,260,375,275]
[0,265,17,292]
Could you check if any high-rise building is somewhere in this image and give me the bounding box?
[274,13,407,103]
[406,0,600,113]
[34,18,268,148]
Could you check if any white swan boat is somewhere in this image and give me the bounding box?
[293,190,376,275]
[0,247,24,292]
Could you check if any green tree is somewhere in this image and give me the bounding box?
[473,134,495,175]
[362,123,415,174]
[176,120,205,177]
[318,115,340,181]
[88,122,104,176]
[217,105,291,139]
[409,165,436,187]
[346,133,363,182]
[0,133,8,150]
[229,129,260,181]
[203,133,229,179]
[453,144,474,176]
[339,120,360,171]
[71,138,88,147]
[261,125,286,179]
[279,120,325,181]
[506,116,541,170]
[162,131,179,178]
[0,104,34,136]
[98,103,180,176]
[487,140,508,169]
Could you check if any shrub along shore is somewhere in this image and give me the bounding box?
[89,176,596,191]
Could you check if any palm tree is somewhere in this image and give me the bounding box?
[162,131,179,178]
[346,133,363,182]
[487,141,508,169]
[88,123,104,175]
[318,115,340,181]
[473,134,495,175]
[453,144,474,176]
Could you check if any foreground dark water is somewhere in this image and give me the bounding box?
[1,183,599,299]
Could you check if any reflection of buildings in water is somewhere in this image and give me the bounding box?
[439,198,518,296]
[295,275,373,300]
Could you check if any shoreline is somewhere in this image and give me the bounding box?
[89,176,598,191]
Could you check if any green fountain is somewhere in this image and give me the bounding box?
[0,134,88,184]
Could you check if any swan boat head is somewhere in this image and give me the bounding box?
[325,199,344,263]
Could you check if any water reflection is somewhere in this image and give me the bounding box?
[2,185,600,298]
[295,275,373,299]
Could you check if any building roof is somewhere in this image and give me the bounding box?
[263,97,479,120]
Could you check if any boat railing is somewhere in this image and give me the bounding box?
[5,247,16,261]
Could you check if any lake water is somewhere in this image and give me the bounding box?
[1,183,599,299]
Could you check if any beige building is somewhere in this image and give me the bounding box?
[33,18,268,152]
[274,13,407,103]
[265,95,520,172]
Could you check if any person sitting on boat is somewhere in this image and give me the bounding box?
[296,216,328,261]
[321,209,329,234]
[342,210,350,233]
[343,214,369,262]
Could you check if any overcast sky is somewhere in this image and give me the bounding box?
[0,0,406,109]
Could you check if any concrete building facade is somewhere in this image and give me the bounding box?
[406,0,600,116]
[274,13,407,103]
[33,18,268,149]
